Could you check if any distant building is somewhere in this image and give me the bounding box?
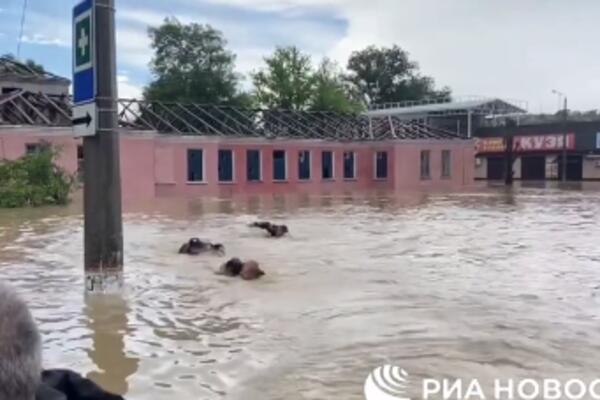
[0,99,475,199]
[366,97,527,138]
[0,58,71,126]
[0,57,70,96]
[474,120,600,181]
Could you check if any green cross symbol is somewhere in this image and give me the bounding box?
[75,16,91,68]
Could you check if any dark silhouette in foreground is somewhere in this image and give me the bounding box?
[37,369,123,400]
[249,221,289,238]
[178,238,225,256]
[0,282,124,400]
[218,258,265,280]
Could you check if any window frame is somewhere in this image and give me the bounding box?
[272,149,287,182]
[374,150,389,180]
[218,148,235,183]
[321,150,335,180]
[187,148,206,184]
[246,149,262,182]
[298,150,311,181]
[420,150,431,180]
[441,149,452,179]
[25,142,50,155]
[343,150,357,180]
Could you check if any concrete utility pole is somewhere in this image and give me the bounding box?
[74,0,123,292]
[552,90,568,182]
[561,96,568,182]
[504,118,516,186]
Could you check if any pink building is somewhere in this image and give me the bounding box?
[0,89,475,200]
[0,126,474,201]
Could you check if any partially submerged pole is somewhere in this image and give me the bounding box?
[75,0,123,292]
[561,97,568,182]
[504,118,516,186]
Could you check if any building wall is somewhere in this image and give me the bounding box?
[476,120,600,153]
[0,129,80,174]
[474,121,600,181]
[475,154,600,180]
[0,128,475,200]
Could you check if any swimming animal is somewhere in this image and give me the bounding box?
[249,221,289,238]
[178,238,225,256]
[217,258,265,280]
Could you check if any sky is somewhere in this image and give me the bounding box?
[0,0,598,113]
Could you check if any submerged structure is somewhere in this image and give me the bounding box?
[0,60,475,200]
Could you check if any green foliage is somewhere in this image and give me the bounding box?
[311,59,364,113]
[0,147,73,208]
[346,45,451,105]
[1,53,46,74]
[252,48,361,113]
[144,18,249,105]
[252,46,316,110]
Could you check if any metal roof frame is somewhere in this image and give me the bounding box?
[0,91,467,141]
[367,97,527,119]
[0,57,71,85]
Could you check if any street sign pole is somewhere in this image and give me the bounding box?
[73,0,123,293]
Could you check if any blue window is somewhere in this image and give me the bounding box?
[247,150,261,182]
[343,151,356,179]
[298,150,311,180]
[322,151,334,179]
[375,151,388,179]
[187,149,204,182]
[273,150,286,181]
[218,149,234,182]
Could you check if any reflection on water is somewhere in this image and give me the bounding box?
[1,184,600,399]
[85,295,139,394]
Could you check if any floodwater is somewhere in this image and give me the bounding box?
[1,184,600,400]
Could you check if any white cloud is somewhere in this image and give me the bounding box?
[115,27,152,69]
[118,8,172,27]
[199,0,343,14]
[201,0,600,112]
[116,6,340,82]
[117,74,143,99]
[21,33,69,47]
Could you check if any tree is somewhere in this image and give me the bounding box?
[144,18,244,105]
[311,59,363,113]
[1,53,45,74]
[346,45,450,105]
[24,59,45,75]
[252,46,315,110]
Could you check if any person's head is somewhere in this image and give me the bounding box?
[186,238,205,255]
[0,283,42,400]
[219,258,244,277]
[240,260,265,280]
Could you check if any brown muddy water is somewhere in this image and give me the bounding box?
[1,185,600,400]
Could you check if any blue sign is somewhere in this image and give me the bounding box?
[73,0,95,105]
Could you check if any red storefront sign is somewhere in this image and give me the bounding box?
[476,133,576,154]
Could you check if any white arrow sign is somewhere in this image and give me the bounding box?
[73,102,97,137]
